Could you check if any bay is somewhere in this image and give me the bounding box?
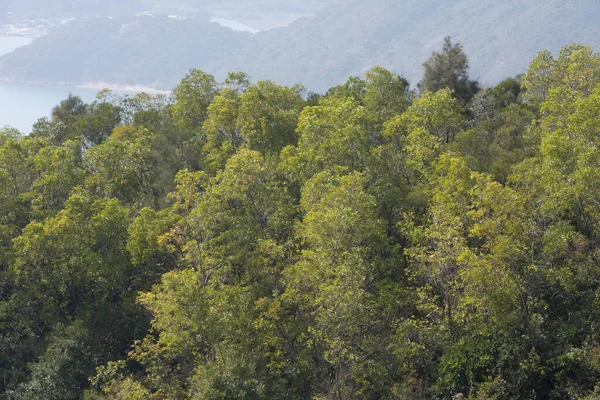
[210,17,259,33]
[0,80,102,134]
[0,36,131,133]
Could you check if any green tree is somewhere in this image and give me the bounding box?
[172,69,219,131]
[283,169,394,398]
[281,96,371,183]
[522,45,600,105]
[99,149,299,398]
[11,322,93,400]
[76,99,122,147]
[49,94,88,145]
[202,86,244,174]
[237,81,304,155]
[29,139,85,216]
[223,71,251,94]
[419,37,479,104]
[364,66,413,127]
[326,76,366,103]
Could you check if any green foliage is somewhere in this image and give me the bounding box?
[3,44,600,400]
[363,66,413,126]
[203,87,245,173]
[281,96,372,183]
[455,83,536,182]
[10,321,92,400]
[419,37,479,104]
[522,45,600,105]
[172,69,219,131]
[237,81,305,155]
[326,76,366,103]
[283,169,394,397]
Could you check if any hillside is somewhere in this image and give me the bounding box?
[0,0,599,91]
[0,15,248,89]
[1,0,145,21]
[0,0,324,26]
[215,0,600,89]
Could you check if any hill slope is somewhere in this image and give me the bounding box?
[0,15,248,88]
[0,0,598,91]
[228,0,600,89]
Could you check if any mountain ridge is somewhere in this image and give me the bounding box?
[1,0,599,92]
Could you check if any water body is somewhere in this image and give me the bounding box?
[210,17,259,33]
[0,36,32,54]
[0,36,113,133]
[0,12,308,132]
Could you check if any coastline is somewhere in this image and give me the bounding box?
[1,34,170,95]
[0,26,46,39]
[0,77,171,95]
[77,82,171,95]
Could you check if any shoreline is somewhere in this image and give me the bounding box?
[0,77,171,95]
[0,33,37,39]
[77,82,171,95]
[0,27,46,39]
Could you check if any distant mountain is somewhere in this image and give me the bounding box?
[1,0,599,92]
[2,0,145,20]
[0,15,248,89]
[1,0,324,23]
[226,0,600,89]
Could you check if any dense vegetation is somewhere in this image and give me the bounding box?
[2,42,600,399]
[1,0,600,92]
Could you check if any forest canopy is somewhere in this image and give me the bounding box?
[2,42,600,399]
